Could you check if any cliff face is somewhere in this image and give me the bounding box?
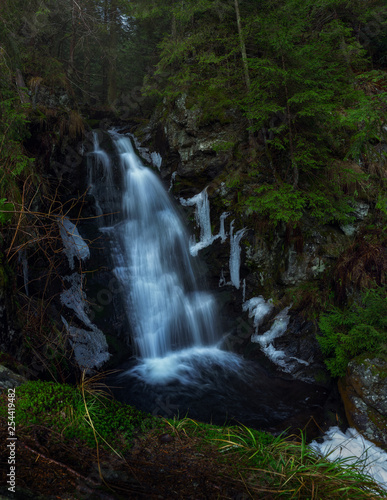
[339,355,387,449]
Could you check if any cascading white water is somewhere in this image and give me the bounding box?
[105,133,243,383]
[87,131,116,226]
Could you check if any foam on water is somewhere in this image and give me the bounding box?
[128,346,244,386]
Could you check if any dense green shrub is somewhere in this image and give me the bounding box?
[317,286,387,377]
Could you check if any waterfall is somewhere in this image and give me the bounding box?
[87,131,116,226]
[104,133,242,384]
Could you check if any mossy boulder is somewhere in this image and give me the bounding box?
[339,354,387,449]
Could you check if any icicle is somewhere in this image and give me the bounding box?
[60,273,91,327]
[180,187,216,256]
[242,278,246,303]
[58,217,90,270]
[151,152,162,170]
[242,296,273,335]
[251,306,291,368]
[169,171,177,192]
[252,305,291,346]
[219,212,230,243]
[61,316,110,372]
[229,220,246,289]
[60,273,110,371]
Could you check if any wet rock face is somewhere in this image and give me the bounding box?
[33,84,74,110]
[339,355,387,449]
[271,316,331,386]
[244,221,349,288]
[0,365,26,390]
[146,94,247,183]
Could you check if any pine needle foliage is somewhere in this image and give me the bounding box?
[318,286,387,377]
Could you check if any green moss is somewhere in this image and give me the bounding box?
[366,354,387,380]
[212,140,235,153]
[0,380,160,449]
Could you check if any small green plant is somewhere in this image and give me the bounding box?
[245,183,355,226]
[0,379,160,449]
[212,140,235,153]
[0,199,14,224]
[317,286,387,377]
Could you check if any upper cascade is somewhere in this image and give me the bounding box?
[108,133,220,360]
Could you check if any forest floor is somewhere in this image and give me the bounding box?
[1,379,384,500]
[0,419,261,500]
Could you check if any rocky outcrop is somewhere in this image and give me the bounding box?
[339,355,387,449]
[0,365,26,391]
[243,220,349,289]
[142,94,247,186]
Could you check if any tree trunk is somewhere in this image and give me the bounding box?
[281,54,298,189]
[107,0,118,105]
[234,0,250,92]
[15,69,30,104]
[69,0,78,73]
[234,0,255,150]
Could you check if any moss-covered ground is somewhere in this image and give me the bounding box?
[0,379,385,499]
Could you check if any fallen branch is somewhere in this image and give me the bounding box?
[20,442,100,486]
